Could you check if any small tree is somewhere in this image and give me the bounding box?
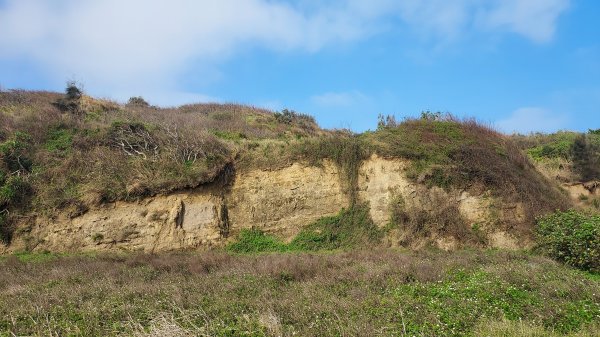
[54,81,83,113]
[65,81,83,101]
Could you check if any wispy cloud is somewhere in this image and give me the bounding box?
[478,0,571,43]
[311,90,369,108]
[496,107,569,134]
[0,0,571,103]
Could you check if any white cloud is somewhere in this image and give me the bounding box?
[496,107,569,134]
[478,0,570,43]
[0,0,571,103]
[311,90,368,107]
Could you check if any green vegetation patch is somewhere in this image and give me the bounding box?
[228,206,382,253]
[226,228,288,253]
[391,267,599,335]
[290,205,381,251]
[536,210,600,273]
[526,132,579,161]
[44,128,74,154]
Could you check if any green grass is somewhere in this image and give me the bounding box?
[226,228,289,253]
[289,205,381,251]
[0,249,598,336]
[227,206,382,253]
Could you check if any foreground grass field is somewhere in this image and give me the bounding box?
[1,249,598,336]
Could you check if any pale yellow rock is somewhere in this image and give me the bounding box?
[358,155,414,227]
[227,161,349,240]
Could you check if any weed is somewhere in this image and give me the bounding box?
[92,233,104,243]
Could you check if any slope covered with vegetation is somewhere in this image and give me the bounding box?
[0,87,598,337]
[0,87,570,244]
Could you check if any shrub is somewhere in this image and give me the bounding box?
[0,212,11,243]
[53,81,83,113]
[536,210,600,272]
[65,81,83,101]
[127,96,150,107]
[0,131,32,172]
[273,108,315,126]
[45,128,74,154]
[572,135,600,181]
[0,175,31,206]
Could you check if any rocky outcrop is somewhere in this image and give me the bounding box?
[4,157,527,253]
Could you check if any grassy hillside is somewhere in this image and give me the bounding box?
[0,88,571,244]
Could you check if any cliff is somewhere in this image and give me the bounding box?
[0,90,573,253]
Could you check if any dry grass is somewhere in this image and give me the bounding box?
[0,249,598,336]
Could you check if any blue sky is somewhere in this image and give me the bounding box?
[0,0,598,133]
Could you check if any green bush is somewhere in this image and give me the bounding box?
[226,228,288,253]
[0,175,31,206]
[0,131,32,172]
[536,210,600,272]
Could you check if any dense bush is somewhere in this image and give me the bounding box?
[536,210,599,272]
[126,96,149,107]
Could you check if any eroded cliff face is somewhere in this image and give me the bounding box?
[4,157,527,253]
[358,155,524,250]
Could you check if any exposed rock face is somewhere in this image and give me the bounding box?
[5,157,526,253]
[227,162,348,240]
[11,194,226,253]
